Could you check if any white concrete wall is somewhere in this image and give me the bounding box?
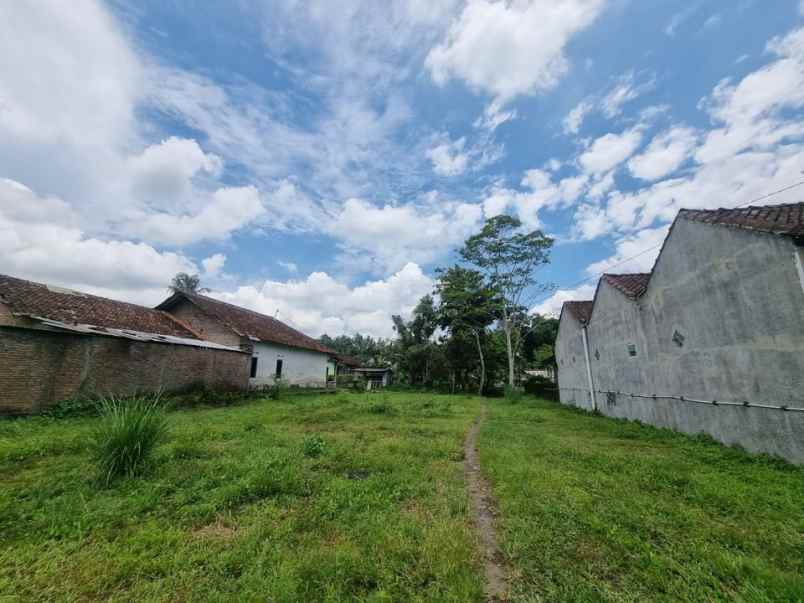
[250,342,329,387]
[556,312,591,409]
[555,219,804,463]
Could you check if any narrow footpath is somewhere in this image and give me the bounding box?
[463,404,510,602]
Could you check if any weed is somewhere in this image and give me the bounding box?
[302,434,326,458]
[90,395,168,486]
[503,385,524,403]
[368,400,395,415]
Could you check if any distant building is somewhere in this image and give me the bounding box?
[157,292,336,388]
[555,203,804,463]
[0,274,248,414]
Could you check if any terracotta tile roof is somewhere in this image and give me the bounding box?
[602,273,651,299]
[678,202,804,237]
[0,274,197,338]
[562,301,593,323]
[159,292,335,355]
[335,354,362,368]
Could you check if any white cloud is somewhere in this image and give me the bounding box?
[665,4,699,37]
[563,99,594,135]
[585,225,670,276]
[800,0,804,17]
[628,126,699,181]
[579,128,643,174]
[426,0,606,102]
[202,253,226,278]
[277,260,299,274]
[213,262,434,338]
[131,186,265,247]
[601,71,653,118]
[572,204,611,240]
[328,197,484,273]
[0,179,196,305]
[128,137,223,208]
[426,137,469,176]
[531,283,596,318]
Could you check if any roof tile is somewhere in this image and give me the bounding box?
[0,274,197,338]
[678,202,804,236]
[602,273,651,299]
[563,301,593,323]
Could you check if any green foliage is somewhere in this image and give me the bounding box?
[0,392,483,601]
[367,398,395,415]
[44,396,100,418]
[318,332,394,367]
[302,434,326,458]
[503,385,525,403]
[337,374,367,392]
[266,379,288,400]
[522,375,558,401]
[480,398,804,601]
[90,395,168,486]
[168,272,208,294]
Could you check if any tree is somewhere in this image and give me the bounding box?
[522,314,559,371]
[435,266,499,395]
[459,215,554,388]
[392,295,439,386]
[169,273,208,295]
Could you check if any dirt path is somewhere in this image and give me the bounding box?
[464,404,510,602]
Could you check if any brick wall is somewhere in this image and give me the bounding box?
[0,326,250,414]
[166,299,243,348]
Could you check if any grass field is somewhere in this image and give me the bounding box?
[1,392,802,602]
[480,399,804,602]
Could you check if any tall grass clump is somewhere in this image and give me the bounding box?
[90,395,168,486]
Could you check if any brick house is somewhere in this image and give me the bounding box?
[0,274,249,414]
[555,202,804,463]
[157,291,337,388]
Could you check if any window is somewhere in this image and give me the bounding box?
[275,358,283,379]
[250,357,258,378]
[627,344,637,357]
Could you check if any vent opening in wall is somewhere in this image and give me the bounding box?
[672,330,685,347]
[594,349,600,361]
[627,344,637,357]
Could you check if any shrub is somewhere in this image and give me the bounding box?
[44,396,100,418]
[267,379,288,400]
[337,374,368,392]
[523,376,559,401]
[368,399,395,415]
[504,385,525,403]
[302,434,326,458]
[90,395,168,486]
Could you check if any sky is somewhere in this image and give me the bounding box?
[1,1,804,338]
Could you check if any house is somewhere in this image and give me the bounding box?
[555,202,804,463]
[333,354,393,388]
[157,292,336,388]
[0,274,249,414]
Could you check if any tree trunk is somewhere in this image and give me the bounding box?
[473,328,486,397]
[503,314,515,388]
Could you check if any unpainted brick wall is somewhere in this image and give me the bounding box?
[166,299,243,348]
[0,326,249,414]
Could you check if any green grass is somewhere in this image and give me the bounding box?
[479,398,804,602]
[2,393,802,602]
[0,392,483,602]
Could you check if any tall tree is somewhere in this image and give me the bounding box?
[169,273,208,294]
[435,266,499,395]
[392,295,439,385]
[459,215,553,388]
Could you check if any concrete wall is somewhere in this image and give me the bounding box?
[250,341,329,388]
[555,311,592,409]
[556,219,804,463]
[0,326,249,414]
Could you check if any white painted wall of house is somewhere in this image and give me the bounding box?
[250,342,329,387]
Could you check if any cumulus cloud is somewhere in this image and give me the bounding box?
[0,179,196,305]
[128,137,223,207]
[328,196,484,273]
[131,186,265,247]
[628,126,699,181]
[426,0,606,102]
[202,253,226,278]
[531,283,596,318]
[579,128,644,174]
[213,262,434,338]
[426,137,469,176]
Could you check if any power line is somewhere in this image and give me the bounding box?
[535,177,804,308]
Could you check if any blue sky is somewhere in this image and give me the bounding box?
[1,1,803,337]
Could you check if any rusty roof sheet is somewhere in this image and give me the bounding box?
[0,273,198,339]
[159,292,335,355]
[562,301,593,323]
[678,202,804,236]
[602,273,651,299]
